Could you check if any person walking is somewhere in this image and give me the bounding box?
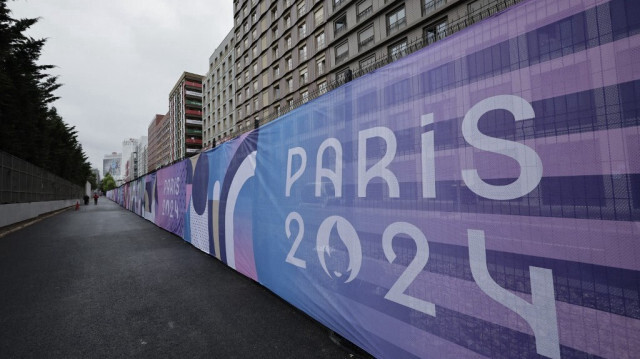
[93,193,99,205]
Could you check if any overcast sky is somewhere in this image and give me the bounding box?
[9,0,234,177]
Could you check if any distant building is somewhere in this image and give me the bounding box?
[137,136,148,177]
[148,113,171,171]
[169,72,204,161]
[122,138,139,183]
[102,152,122,179]
[203,29,236,148]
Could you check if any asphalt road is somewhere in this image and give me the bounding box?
[0,199,358,358]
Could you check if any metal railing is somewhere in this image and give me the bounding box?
[0,150,84,204]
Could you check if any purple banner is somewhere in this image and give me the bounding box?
[108,0,640,358]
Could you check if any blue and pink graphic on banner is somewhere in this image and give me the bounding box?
[108,0,640,357]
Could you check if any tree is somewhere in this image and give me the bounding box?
[0,0,92,187]
[100,173,116,192]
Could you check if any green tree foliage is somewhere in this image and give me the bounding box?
[100,172,116,192]
[0,0,92,186]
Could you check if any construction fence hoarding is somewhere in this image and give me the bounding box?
[109,0,640,357]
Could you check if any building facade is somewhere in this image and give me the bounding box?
[102,152,122,180]
[147,113,171,171]
[231,0,509,130]
[136,136,148,177]
[169,72,204,160]
[203,29,236,148]
[122,138,139,183]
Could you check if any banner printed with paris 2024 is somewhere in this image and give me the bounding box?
[108,0,640,358]
[155,160,187,237]
[252,0,640,358]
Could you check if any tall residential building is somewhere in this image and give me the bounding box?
[122,138,139,183]
[203,29,236,148]
[169,72,204,160]
[147,113,171,171]
[232,0,511,129]
[136,136,148,177]
[102,152,122,179]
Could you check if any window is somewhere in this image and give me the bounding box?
[387,6,406,34]
[272,8,278,21]
[298,1,306,17]
[388,38,408,59]
[334,14,347,35]
[254,98,259,111]
[253,81,258,92]
[424,18,448,43]
[300,67,308,85]
[272,26,280,39]
[244,38,249,49]
[274,84,281,98]
[335,41,348,63]
[286,35,292,49]
[314,7,324,25]
[244,22,249,33]
[244,71,249,83]
[246,103,250,114]
[359,54,375,69]
[302,90,309,103]
[286,56,293,70]
[252,46,257,58]
[252,29,257,40]
[273,45,279,58]
[358,25,374,48]
[316,32,325,49]
[424,0,445,14]
[318,81,327,94]
[357,0,372,20]
[298,22,307,38]
[253,63,258,76]
[287,98,294,108]
[244,55,249,66]
[275,105,281,115]
[238,93,243,103]
[245,87,250,98]
[285,15,291,27]
[252,12,257,23]
[287,77,293,92]
[274,65,280,77]
[316,56,326,75]
[299,45,307,61]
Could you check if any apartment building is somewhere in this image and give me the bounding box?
[168,72,204,160]
[203,30,236,148]
[147,113,171,171]
[231,0,509,129]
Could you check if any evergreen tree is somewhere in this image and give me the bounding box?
[0,0,91,186]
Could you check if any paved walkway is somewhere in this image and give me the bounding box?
[0,199,357,358]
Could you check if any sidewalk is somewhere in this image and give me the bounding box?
[0,199,357,358]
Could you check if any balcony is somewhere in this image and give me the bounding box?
[186,109,203,116]
[186,119,203,125]
[185,90,203,98]
[185,138,203,145]
[185,81,202,89]
[186,100,202,107]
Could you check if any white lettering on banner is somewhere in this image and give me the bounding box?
[358,127,400,198]
[461,95,543,200]
[285,212,306,268]
[286,147,307,197]
[161,199,179,219]
[316,138,342,197]
[421,114,436,198]
[383,222,436,316]
[160,177,181,219]
[468,229,559,359]
[285,95,544,202]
